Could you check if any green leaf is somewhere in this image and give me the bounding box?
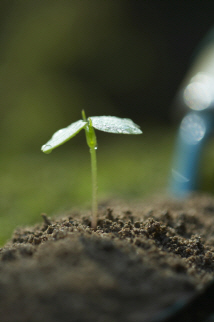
[41,119,87,154]
[90,116,142,134]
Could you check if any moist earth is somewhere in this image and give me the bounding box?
[1,194,214,322]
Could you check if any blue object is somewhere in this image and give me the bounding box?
[170,29,214,197]
[170,111,213,197]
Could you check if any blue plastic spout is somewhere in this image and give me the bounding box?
[170,111,213,197]
[169,27,214,197]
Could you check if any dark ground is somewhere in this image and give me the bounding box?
[1,194,214,322]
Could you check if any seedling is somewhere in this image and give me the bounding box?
[41,110,142,229]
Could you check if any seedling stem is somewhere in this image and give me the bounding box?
[82,110,98,229]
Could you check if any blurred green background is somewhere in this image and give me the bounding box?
[1,1,214,244]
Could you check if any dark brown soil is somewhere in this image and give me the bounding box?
[1,194,214,322]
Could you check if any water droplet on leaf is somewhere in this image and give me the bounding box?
[42,144,53,154]
[90,116,142,134]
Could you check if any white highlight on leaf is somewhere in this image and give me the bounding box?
[90,116,142,134]
[41,119,87,153]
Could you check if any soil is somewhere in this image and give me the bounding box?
[1,194,214,322]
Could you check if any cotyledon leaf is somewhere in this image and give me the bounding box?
[90,116,142,134]
[41,119,87,154]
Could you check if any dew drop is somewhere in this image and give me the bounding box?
[42,144,53,154]
[45,149,52,154]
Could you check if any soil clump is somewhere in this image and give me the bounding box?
[1,194,214,322]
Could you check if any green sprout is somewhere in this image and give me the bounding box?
[41,110,142,229]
